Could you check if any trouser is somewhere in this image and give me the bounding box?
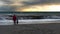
[13,20,16,25]
[14,20,18,24]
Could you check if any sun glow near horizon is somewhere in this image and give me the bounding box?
[16,4,60,12]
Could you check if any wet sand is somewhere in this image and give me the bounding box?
[0,23,60,34]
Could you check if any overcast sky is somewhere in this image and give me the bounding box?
[1,0,60,5]
[0,0,60,11]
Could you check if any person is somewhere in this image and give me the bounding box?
[12,15,17,25]
[16,17,18,24]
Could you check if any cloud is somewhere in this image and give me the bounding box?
[22,0,48,5]
[0,5,15,11]
[0,0,13,4]
[22,0,60,5]
[0,0,60,11]
[0,0,17,11]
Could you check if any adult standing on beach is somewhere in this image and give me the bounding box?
[12,15,17,25]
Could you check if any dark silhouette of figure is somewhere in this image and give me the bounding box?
[17,17,18,24]
[12,15,17,25]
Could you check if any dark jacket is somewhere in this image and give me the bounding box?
[13,15,16,21]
